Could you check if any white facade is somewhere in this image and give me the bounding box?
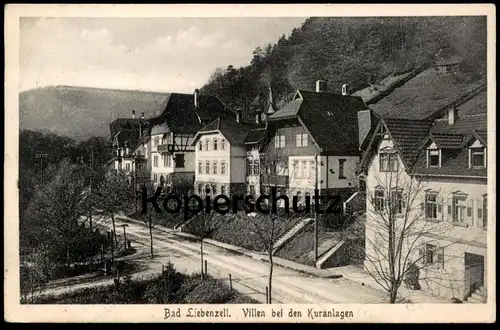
[288,155,359,195]
[364,136,488,300]
[150,129,196,188]
[194,132,236,196]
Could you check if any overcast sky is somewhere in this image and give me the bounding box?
[20,17,306,93]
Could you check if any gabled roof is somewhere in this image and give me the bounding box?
[381,118,434,168]
[192,117,259,146]
[149,93,234,133]
[244,128,268,145]
[421,133,464,150]
[268,90,368,155]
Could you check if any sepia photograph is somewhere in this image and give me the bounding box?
[4,4,496,323]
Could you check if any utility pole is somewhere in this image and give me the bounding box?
[120,224,129,251]
[314,152,319,262]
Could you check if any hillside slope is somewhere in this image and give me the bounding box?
[19,86,169,141]
[201,16,487,115]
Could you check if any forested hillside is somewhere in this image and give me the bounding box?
[201,16,487,112]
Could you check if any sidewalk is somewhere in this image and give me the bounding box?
[334,265,451,303]
[117,215,450,303]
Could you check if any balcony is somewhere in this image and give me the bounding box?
[157,144,171,154]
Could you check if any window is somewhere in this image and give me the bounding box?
[212,186,217,195]
[379,152,398,172]
[198,161,203,174]
[205,161,210,174]
[174,154,185,168]
[295,134,308,147]
[153,174,158,183]
[154,137,159,146]
[254,159,260,175]
[221,161,226,175]
[163,154,171,167]
[199,141,203,151]
[204,139,210,151]
[276,162,288,176]
[470,147,485,168]
[197,185,202,196]
[424,244,444,267]
[425,193,438,220]
[428,150,440,168]
[221,139,226,150]
[249,185,255,196]
[292,161,299,178]
[153,155,158,167]
[247,159,254,176]
[274,135,285,148]
[374,189,385,212]
[213,161,218,174]
[391,190,403,215]
[452,196,467,223]
[302,161,308,178]
[221,185,226,196]
[482,195,488,229]
[213,139,218,151]
[205,185,211,196]
[339,159,346,179]
[125,163,131,171]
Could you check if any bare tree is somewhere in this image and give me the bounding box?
[140,181,160,259]
[363,165,450,303]
[188,181,218,280]
[242,147,290,304]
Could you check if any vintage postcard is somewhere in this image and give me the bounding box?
[4,3,496,323]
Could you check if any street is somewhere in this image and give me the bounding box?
[38,213,390,304]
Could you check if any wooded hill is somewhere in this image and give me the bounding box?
[200,16,487,114]
[19,17,486,141]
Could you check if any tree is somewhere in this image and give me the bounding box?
[364,165,449,303]
[94,169,135,260]
[187,182,217,280]
[21,160,104,276]
[141,181,160,259]
[242,146,290,304]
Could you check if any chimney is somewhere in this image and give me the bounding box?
[316,80,327,93]
[255,109,262,125]
[448,103,458,125]
[194,89,200,108]
[132,110,136,119]
[236,109,241,123]
[342,84,349,96]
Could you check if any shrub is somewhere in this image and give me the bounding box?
[181,275,235,304]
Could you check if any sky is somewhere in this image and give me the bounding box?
[19,17,306,93]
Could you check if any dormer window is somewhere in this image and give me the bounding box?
[427,150,441,168]
[470,147,485,168]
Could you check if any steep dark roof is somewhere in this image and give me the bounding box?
[269,90,368,155]
[382,118,434,167]
[244,128,267,145]
[427,133,464,149]
[194,117,259,146]
[412,114,487,177]
[369,68,486,120]
[149,93,233,133]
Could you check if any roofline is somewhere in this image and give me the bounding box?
[191,129,221,146]
[297,115,323,154]
[461,129,487,148]
[410,173,487,179]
